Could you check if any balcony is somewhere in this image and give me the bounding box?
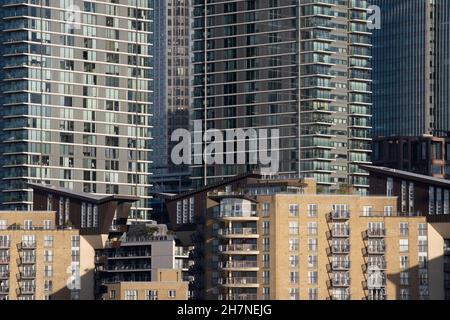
[219,277,259,288]
[367,294,386,301]
[219,293,258,300]
[330,245,350,254]
[331,229,350,238]
[0,257,9,264]
[16,286,35,295]
[218,244,259,254]
[17,271,36,279]
[218,228,259,238]
[0,242,10,249]
[366,260,387,270]
[331,279,351,287]
[219,261,259,271]
[0,271,9,279]
[17,256,36,265]
[217,210,258,221]
[100,264,152,272]
[331,294,351,300]
[331,211,350,220]
[17,242,36,250]
[367,246,385,254]
[0,287,9,294]
[331,261,351,271]
[367,228,386,238]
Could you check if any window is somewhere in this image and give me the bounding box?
[401,181,407,212]
[308,271,318,284]
[308,255,317,268]
[87,204,92,228]
[81,203,86,228]
[289,272,299,284]
[419,256,428,269]
[429,187,435,215]
[44,250,53,263]
[109,290,116,299]
[0,220,7,230]
[44,236,53,248]
[387,178,393,196]
[263,287,270,300]
[399,223,409,236]
[182,199,188,223]
[400,272,409,285]
[262,203,270,217]
[262,221,270,235]
[363,206,373,217]
[400,256,409,269]
[289,288,299,300]
[307,204,317,218]
[308,222,317,235]
[400,288,410,300]
[384,206,393,216]
[125,290,138,300]
[168,290,176,298]
[289,204,299,217]
[289,255,299,268]
[93,205,98,228]
[146,290,157,300]
[262,255,270,268]
[408,182,415,213]
[24,220,32,230]
[263,271,270,285]
[400,239,409,252]
[44,265,53,278]
[176,202,182,224]
[189,197,195,223]
[418,224,427,237]
[437,188,443,215]
[43,220,52,230]
[263,238,270,252]
[419,240,428,253]
[308,288,318,300]
[308,238,318,252]
[445,190,450,215]
[289,239,299,251]
[289,222,299,235]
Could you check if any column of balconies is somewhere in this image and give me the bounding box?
[0,240,10,299]
[363,225,387,300]
[216,200,260,300]
[348,0,372,189]
[15,241,36,298]
[327,208,351,300]
[299,0,337,186]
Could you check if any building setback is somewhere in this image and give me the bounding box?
[191,1,373,194]
[0,0,153,220]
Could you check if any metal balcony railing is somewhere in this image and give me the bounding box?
[218,228,258,236]
[219,244,258,252]
[219,277,258,286]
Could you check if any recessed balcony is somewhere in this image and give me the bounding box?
[219,277,259,288]
[219,293,258,300]
[218,228,259,238]
[218,244,259,255]
[219,260,259,271]
[217,210,259,221]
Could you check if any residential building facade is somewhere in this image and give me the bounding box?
[191,0,373,193]
[104,269,189,300]
[157,172,450,300]
[0,211,83,300]
[0,0,153,220]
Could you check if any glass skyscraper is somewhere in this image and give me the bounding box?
[152,0,191,205]
[0,0,153,220]
[192,0,373,194]
[372,0,450,137]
